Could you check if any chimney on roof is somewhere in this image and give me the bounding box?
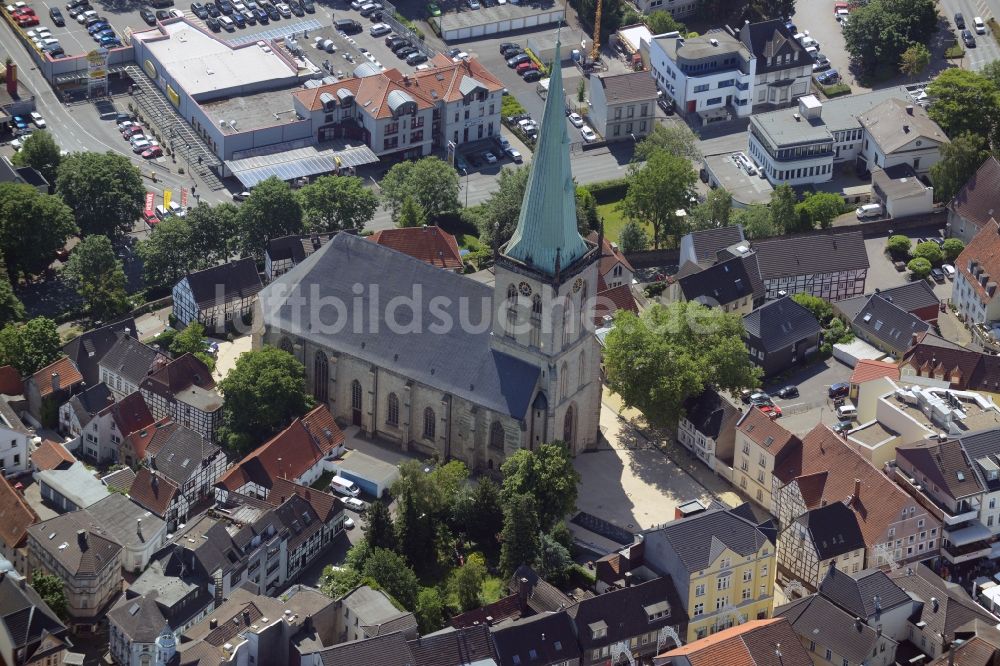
[51,372,60,393]
[906,105,914,115]
[903,124,910,134]
[854,478,861,502]
[912,332,920,347]
[210,618,218,630]
[624,572,633,587]
[137,518,143,538]
[931,597,939,612]
[243,610,252,625]
[77,529,88,549]
[125,327,132,337]
[518,577,530,612]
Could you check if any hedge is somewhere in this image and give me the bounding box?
[819,82,852,98]
[523,48,549,76]
[582,178,629,204]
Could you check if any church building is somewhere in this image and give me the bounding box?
[253,40,603,473]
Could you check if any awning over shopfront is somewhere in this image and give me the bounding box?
[226,143,378,189]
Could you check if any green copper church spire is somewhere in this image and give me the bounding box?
[501,32,589,277]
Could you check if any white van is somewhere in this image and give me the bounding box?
[330,475,360,497]
[856,203,883,219]
[836,404,858,420]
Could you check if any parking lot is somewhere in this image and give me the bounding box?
[794,0,869,94]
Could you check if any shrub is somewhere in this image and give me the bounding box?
[913,241,944,266]
[942,238,965,262]
[907,257,932,279]
[945,45,965,58]
[644,281,667,298]
[584,178,629,204]
[819,82,852,98]
[501,93,526,119]
[886,234,912,258]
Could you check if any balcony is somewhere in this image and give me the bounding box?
[941,521,992,564]
[944,508,980,525]
[942,539,992,564]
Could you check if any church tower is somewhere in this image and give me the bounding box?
[491,35,603,455]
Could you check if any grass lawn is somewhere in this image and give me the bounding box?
[597,201,654,244]
[457,234,484,251]
[311,471,335,491]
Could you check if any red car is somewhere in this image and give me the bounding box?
[142,210,158,226]
[13,7,36,17]
[515,61,538,74]
[759,405,782,419]
[17,15,38,25]
[142,145,162,158]
[122,125,144,138]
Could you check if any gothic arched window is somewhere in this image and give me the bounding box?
[387,393,399,426]
[423,407,436,440]
[313,351,328,404]
[490,421,505,450]
[351,379,362,411]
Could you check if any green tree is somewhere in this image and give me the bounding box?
[690,188,734,230]
[603,302,763,428]
[927,69,1000,147]
[63,235,129,321]
[907,257,932,279]
[451,552,486,611]
[886,234,912,258]
[217,346,315,454]
[929,133,991,203]
[169,322,216,371]
[769,184,798,233]
[31,572,68,620]
[643,9,685,34]
[137,217,198,289]
[319,564,363,599]
[751,0,794,20]
[843,0,937,75]
[11,130,61,184]
[0,254,24,326]
[943,238,965,262]
[414,587,446,633]
[364,499,397,551]
[576,187,600,235]
[362,547,420,610]
[576,79,586,103]
[381,157,461,222]
[477,166,530,252]
[791,293,833,325]
[820,317,854,355]
[500,494,540,576]
[236,177,303,259]
[617,219,649,253]
[0,183,77,279]
[913,240,944,265]
[984,59,1000,89]
[500,442,580,532]
[395,489,436,574]
[899,43,931,76]
[397,195,425,228]
[56,152,144,238]
[633,124,702,163]
[296,175,379,233]
[535,531,573,585]
[186,202,239,267]
[0,317,61,375]
[623,150,697,248]
[455,477,504,550]
[734,204,777,240]
[796,192,844,230]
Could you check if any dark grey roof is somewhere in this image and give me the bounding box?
[889,564,998,641]
[108,594,168,643]
[679,255,757,307]
[260,233,542,419]
[86,493,165,553]
[266,233,337,265]
[567,576,685,649]
[0,572,67,659]
[491,611,580,666]
[101,467,137,494]
[738,19,807,74]
[183,258,263,309]
[741,253,764,300]
[832,295,868,322]
[26,511,122,576]
[819,567,912,618]
[68,382,114,426]
[508,565,575,614]
[686,226,746,265]
[851,294,930,354]
[317,631,415,666]
[742,297,822,353]
[682,388,740,439]
[99,334,164,387]
[753,231,869,280]
[960,429,1000,492]
[795,503,865,561]
[63,318,137,387]
[0,395,27,434]
[875,281,939,315]
[644,505,770,574]
[150,425,221,487]
[776,594,882,664]
[408,625,497,666]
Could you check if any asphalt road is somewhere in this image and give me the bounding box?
[935,0,1000,72]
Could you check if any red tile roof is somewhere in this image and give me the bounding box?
[655,618,812,666]
[126,417,168,460]
[0,474,38,550]
[450,594,523,629]
[217,405,344,492]
[30,357,83,397]
[368,226,463,270]
[100,391,155,439]
[0,365,23,396]
[956,218,1000,304]
[737,407,801,462]
[31,439,76,472]
[266,477,340,522]
[774,424,929,548]
[593,283,639,325]
[951,156,1000,232]
[850,359,900,385]
[587,231,635,276]
[129,467,179,517]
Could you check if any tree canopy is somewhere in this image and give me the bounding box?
[31,573,68,620]
[796,192,844,230]
[169,322,216,371]
[138,203,237,288]
[217,346,315,453]
[236,177,303,259]
[907,257,932,279]
[733,204,778,240]
[0,183,77,280]
[927,70,1000,147]
[381,157,461,223]
[477,166,530,252]
[11,130,62,184]
[500,442,579,532]
[913,240,943,265]
[361,547,420,610]
[603,302,762,428]
[633,124,702,163]
[0,317,62,375]
[0,253,24,327]
[791,293,833,325]
[500,493,539,576]
[899,43,931,77]
[842,0,937,75]
[622,150,697,248]
[929,133,992,203]
[943,238,965,262]
[63,235,130,321]
[56,152,144,238]
[769,184,798,234]
[296,175,379,232]
[886,234,912,258]
[617,219,649,253]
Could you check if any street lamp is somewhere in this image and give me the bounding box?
[461,168,469,207]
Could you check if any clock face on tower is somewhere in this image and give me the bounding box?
[573,278,584,293]
[519,282,533,297]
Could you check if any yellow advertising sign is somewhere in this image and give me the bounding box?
[163,190,172,208]
[143,58,157,79]
[166,83,180,108]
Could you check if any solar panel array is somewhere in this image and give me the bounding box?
[228,145,378,187]
[227,18,322,46]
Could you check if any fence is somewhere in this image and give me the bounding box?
[380,0,437,59]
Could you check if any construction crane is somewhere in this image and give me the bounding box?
[589,0,602,62]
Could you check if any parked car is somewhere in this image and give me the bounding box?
[275,2,290,16]
[254,7,267,21]
[812,53,830,71]
[16,14,38,25]
[142,145,163,158]
[406,51,428,65]
[155,8,170,17]
[241,9,255,22]
[750,392,772,406]
[467,0,479,7]
[506,147,522,162]
[131,138,153,153]
[507,52,529,67]
[426,1,440,14]
[759,404,782,419]
[930,267,945,283]
[302,0,315,13]
[395,46,417,59]
[139,6,156,22]
[962,28,977,47]
[49,6,64,23]
[190,1,207,15]
[369,22,390,36]
[954,11,965,28]
[341,496,366,512]
[386,35,406,48]
[87,20,109,33]
[975,15,987,33]
[522,69,542,82]
[817,69,840,85]
[580,125,597,142]
[501,45,521,58]
[828,382,850,399]
[205,2,219,15]
[76,8,97,21]
[568,112,584,127]
[206,15,220,28]
[515,61,537,74]
[832,421,853,434]
[943,264,956,279]
[482,151,497,164]
[29,112,45,128]
[11,134,31,150]
[232,190,251,201]
[11,115,27,130]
